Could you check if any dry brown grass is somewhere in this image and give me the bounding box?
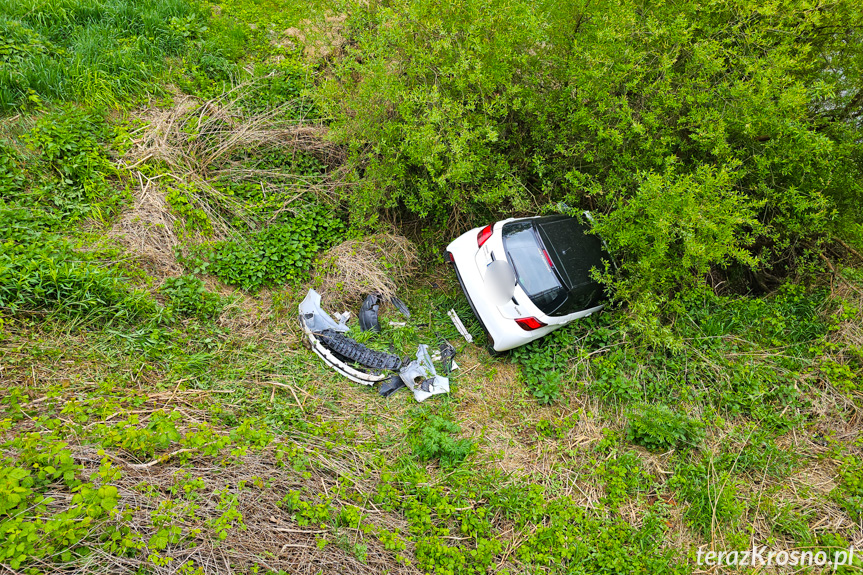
[283,14,348,61]
[108,172,184,280]
[109,86,355,285]
[123,89,342,177]
[312,233,418,308]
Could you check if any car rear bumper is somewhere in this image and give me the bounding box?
[446,230,548,352]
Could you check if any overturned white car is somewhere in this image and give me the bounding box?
[445,215,610,352]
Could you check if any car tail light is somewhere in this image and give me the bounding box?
[477,224,493,247]
[542,249,553,268]
[515,317,547,331]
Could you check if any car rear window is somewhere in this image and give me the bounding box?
[503,217,608,316]
[502,221,570,315]
[535,217,607,291]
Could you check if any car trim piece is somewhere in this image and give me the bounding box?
[299,289,391,386]
[447,309,474,343]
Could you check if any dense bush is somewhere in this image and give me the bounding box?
[322,0,863,323]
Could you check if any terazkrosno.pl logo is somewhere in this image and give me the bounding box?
[696,546,856,570]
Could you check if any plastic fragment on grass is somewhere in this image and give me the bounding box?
[358,293,381,332]
[432,337,458,375]
[378,374,405,397]
[390,295,411,318]
[299,289,349,334]
[399,344,450,402]
[315,330,402,371]
[447,309,473,343]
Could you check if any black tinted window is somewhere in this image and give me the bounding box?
[536,217,607,289]
[504,217,609,316]
[502,221,569,315]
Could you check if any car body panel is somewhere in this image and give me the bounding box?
[446,216,606,352]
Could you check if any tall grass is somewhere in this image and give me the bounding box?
[0,0,205,111]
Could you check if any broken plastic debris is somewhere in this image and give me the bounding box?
[390,295,410,318]
[335,311,351,327]
[299,289,349,334]
[301,289,449,401]
[378,374,406,397]
[399,344,449,402]
[433,337,457,375]
[299,289,390,386]
[431,351,459,371]
[315,330,401,371]
[358,294,381,332]
[447,309,473,343]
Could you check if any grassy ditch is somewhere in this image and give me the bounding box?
[0,0,862,573]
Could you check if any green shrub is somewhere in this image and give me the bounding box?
[196,204,344,291]
[323,0,863,321]
[591,163,759,336]
[160,275,225,319]
[409,416,474,469]
[625,404,703,452]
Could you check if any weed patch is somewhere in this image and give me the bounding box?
[625,404,704,452]
[408,415,474,469]
[160,275,225,319]
[192,204,344,291]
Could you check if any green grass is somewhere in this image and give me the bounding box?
[0,0,862,572]
[0,0,209,110]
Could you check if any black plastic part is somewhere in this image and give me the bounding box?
[436,335,456,375]
[389,296,411,318]
[358,294,381,332]
[378,374,406,397]
[316,329,401,371]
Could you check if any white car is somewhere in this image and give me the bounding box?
[445,215,609,352]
